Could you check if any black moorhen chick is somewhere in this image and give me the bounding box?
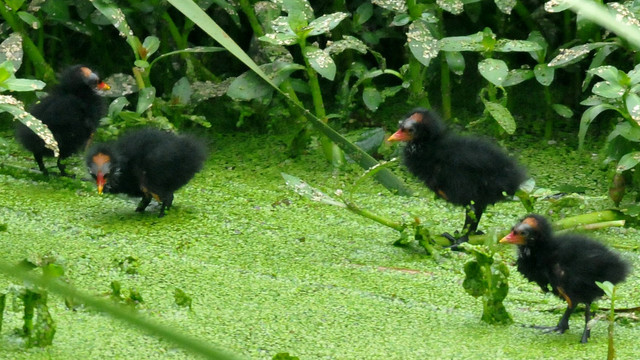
[16,65,110,176]
[500,214,630,343]
[86,128,207,217]
[387,108,526,244]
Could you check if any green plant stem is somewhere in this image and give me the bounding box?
[0,263,238,359]
[441,57,451,119]
[238,0,264,37]
[607,286,616,360]
[343,200,405,232]
[299,38,344,166]
[513,2,538,33]
[407,55,430,108]
[0,1,54,82]
[0,293,5,333]
[553,210,624,229]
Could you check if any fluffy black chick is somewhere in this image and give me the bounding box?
[500,214,630,343]
[86,128,207,217]
[16,65,110,176]
[387,108,526,243]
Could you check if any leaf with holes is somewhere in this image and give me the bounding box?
[616,151,640,172]
[502,69,534,87]
[484,101,516,134]
[407,19,438,67]
[494,39,541,52]
[303,45,336,80]
[592,81,625,99]
[588,65,623,84]
[308,12,349,36]
[439,33,484,52]
[534,63,554,86]
[478,58,508,86]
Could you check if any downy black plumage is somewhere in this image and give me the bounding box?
[16,65,109,176]
[500,214,630,343]
[86,128,207,217]
[387,108,526,243]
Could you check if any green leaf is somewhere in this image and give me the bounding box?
[281,173,346,207]
[548,43,612,68]
[526,31,547,62]
[325,36,368,55]
[438,0,464,15]
[592,80,625,99]
[439,32,484,52]
[552,104,573,118]
[174,288,192,309]
[259,33,298,46]
[0,68,10,83]
[303,45,336,80]
[588,65,622,83]
[390,13,411,26]
[626,93,640,123]
[445,51,465,75]
[0,33,23,70]
[307,12,349,36]
[355,2,373,25]
[107,97,130,117]
[171,77,192,105]
[534,63,554,86]
[462,260,485,298]
[616,151,640,172]
[502,69,534,87]
[136,87,156,114]
[227,71,272,100]
[407,19,438,67]
[142,36,160,59]
[578,104,619,150]
[1,78,46,92]
[607,122,640,143]
[0,96,58,156]
[134,60,150,68]
[628,63,640,85]
[478,58,508,86]
[545,0,571,13]
[5,0,25,11]
[484,101,517,134]
[582,45,619,91]
[494,39,542,52]
[495,0,516,14]
[17,11,41,29]
[595,281,614,297]
[371,0,407,12]
[363,87,383,111]
[282,0,313,31]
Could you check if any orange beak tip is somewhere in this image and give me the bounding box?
[98,82,110,91]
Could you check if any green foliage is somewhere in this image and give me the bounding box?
[0,258,64,348]
[0,33,56,155]
[174,288,192,310]
[461,243,512,325]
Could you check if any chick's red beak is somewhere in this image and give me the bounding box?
[387,129,412,142]
[97,81,110,91]
[96,172,105,195]
[499,231,525,245]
